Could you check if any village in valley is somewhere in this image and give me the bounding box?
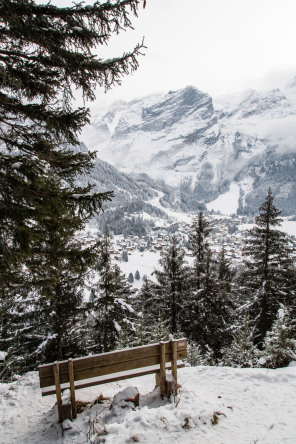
[82,213,296,287]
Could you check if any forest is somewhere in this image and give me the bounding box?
[0,1,296,381]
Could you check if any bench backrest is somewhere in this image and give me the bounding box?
[39,338,187,391]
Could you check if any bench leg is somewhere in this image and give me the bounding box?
[68,359,77,419]
[53,362,63,422]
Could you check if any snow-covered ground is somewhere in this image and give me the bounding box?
[118,250,160,289]
[206,183,241,215]
[1,364,296,443]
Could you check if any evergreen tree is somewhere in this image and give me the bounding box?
[187,249,234,359]
[122,250,129,262]
[154,236,191,334]
[186,339,203,367]
[135,275,159,335]
[221,314,260,368]
[128,272,134,283]
[129,313,151,347]
[241,189,295,345]
[89,232,136,353]
[188,211,211,290]
[261,307,296,368]
[0,0,145,374]
[217,246,234,295]
[150,312,170,343]
[135,270,140,280]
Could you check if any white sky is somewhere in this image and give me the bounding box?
[38,0,296,107]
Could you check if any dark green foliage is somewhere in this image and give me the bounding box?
[154,236,191,334]
[241,188,295,345]
[221,314,260,368]
[189,211,211,290]
[261,308,296,368]
[122,250,128,262]
[149,312,170,343]
[88,233,136,353]
[0,0,145,376]
[186,249,234,359]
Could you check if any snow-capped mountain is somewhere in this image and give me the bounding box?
[81,79,296,215]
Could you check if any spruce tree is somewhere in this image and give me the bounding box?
[261,307,296,368]
[241,189,295,345]
[188,211,211,290]
[154,236,190,334]
[187,249,234,359]
[150,312,170,343]
[221,314,260,368]
[89,232,136,353]
[135,275,159,337]
[0,0,145,374]
[0,0,144,288]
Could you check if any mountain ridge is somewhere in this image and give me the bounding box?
[81,79,296,215]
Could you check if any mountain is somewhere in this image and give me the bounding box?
[76,145,175,234]
[81,80,296,216]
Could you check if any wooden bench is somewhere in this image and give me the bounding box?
[38,338,187,422]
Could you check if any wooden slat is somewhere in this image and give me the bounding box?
[42,362,186,397]
[39,339,187,389]
[68,359,77,419]
[39,343,161,386]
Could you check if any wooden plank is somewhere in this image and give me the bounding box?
[42,362,186,397]
[39,339,188,389]
[53,362,62,423]
[39,339,187,378]
[39,343,162,386]
[68,359,77,419]
[39,347,187,388]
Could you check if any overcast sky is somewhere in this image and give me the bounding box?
[38,0,296,108]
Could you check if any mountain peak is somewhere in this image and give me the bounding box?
[81,80,296,215]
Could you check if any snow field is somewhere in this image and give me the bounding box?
[1,364,296,443]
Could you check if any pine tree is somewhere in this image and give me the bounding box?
[89,232,136,353]
[1,0,144,287]
[187,249,234,359]
[128,272,134,283]
[186,339,204,367]
[241,189,295,345]
[154,236,191,334]
[221,314,260,368]
[135,275,159,337]
[122,250,129,262]
[0,0,145,374]
[189,211,211,290]
[135,270,140,280]
[150,312,170,343]
[261,307,296,368]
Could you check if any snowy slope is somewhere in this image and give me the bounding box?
[1,364,296,443]
[81,79,296,215]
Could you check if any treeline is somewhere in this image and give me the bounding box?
[135,189,296,368]
[0,0,146,380]
[2,190,296,380]
[95,199,168,236]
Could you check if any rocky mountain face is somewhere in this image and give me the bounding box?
[81,79,296,216]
